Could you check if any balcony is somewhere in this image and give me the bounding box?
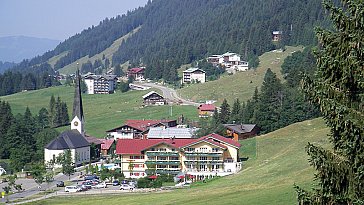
[184,152,223,157]
[146,152,179,157]
[145,161,180,165]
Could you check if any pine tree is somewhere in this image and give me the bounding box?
[219,99,230,124]
[296,0,364,204]
[49,95,56,127]
[230,99,241,123]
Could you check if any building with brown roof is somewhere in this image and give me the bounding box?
[223,124,259,141]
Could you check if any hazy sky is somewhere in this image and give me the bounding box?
[0,0,149,41]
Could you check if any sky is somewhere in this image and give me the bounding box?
[0,0,149,41]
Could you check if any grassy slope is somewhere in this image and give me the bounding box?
[53,27,141,75]
[28,118,329,205]
[178,46,304,105]
[0,86,197,137]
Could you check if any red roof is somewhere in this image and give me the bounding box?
[101,139,114,150]
[115,134,240,155]
[198,104,216,111]
[128,68,144,74]
[202,133,241,148]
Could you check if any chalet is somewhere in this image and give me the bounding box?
[45,70,90,167]
[272,31,283,42]
[115,133,241,179]
[198,104,216,117]
[106,119,177,140]
[84,74,117,94]
[143,91,166,106]
[182,68,206,84]
[127,67,145,81]
[223,124,259,141]
[100,139,115,156]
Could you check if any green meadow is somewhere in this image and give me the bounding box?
[28,118,329,205]
[0,86,198,137]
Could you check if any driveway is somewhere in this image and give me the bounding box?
[141,83,200,107]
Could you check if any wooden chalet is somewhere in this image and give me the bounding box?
[223,124,259,141]
[142,91,166,106]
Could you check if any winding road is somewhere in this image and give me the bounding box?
[141,83,200,107]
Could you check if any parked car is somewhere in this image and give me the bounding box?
[93,182,107,189]
[56,181,64,187]
[112,180,119,186]
[76,184,88,191]
[121,179,129,184]
[65,186,81,193]
[84,174,99,181]
[119,184,134,190]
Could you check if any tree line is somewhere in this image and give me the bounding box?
[0,95,69,172]
[0,69,60,96]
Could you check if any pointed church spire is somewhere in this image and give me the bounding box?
[71,68,84,135]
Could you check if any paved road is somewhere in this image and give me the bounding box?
[141,83,200,107]
[0,171,82,204]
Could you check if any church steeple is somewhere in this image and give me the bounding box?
[71,69,84,135]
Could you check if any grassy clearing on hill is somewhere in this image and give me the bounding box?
[0,86,197,137]
[54,27,141,75]
[28,118,329,205]
[178,46,304,105]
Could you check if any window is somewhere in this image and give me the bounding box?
[212,148,220,152]
[130,155,145,159]
[157,157,167,161]
[134,173,140,176]
[170,165,179,169]
[170,157,179,161]
[151,148,155,151]
[187,157,195,161]
[212,157,220,161]
[186,148,195,152]
[200,157,207,161]
[200,147,208,152]
[158,148,166,151]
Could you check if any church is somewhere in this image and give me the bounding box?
[44,70,90,167]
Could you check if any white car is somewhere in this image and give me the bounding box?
[94,182,107,189]
[65,186,81,193]
[119,184,134,190]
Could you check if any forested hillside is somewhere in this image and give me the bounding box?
[9,0,329,82]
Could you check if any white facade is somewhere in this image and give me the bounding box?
[71,116,83,135]
[183,68,206,84]
[0,166,6,175]
[84,74,117,94]
[108,131,134,140]
[44,147,90,168]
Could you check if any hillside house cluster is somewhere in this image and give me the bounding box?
[83,74,118,94]
[208,52,249,72]
[182,68,206,84]
[115,133,242,179]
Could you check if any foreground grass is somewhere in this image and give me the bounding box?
[0,86,197,137]
[28,118,329,205]
[178,46,304,105]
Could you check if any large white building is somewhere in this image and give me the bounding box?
[84,74,117,94]
[182,68,206,84]
[45,70,90,168]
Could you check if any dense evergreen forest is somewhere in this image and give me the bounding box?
[0,95,69,172]
[9,0,329,83]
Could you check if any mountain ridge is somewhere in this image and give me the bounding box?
[0,36,60,63]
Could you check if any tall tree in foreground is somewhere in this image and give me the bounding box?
[296,0,364,204]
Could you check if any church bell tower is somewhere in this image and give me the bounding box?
[71,69,85,136]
